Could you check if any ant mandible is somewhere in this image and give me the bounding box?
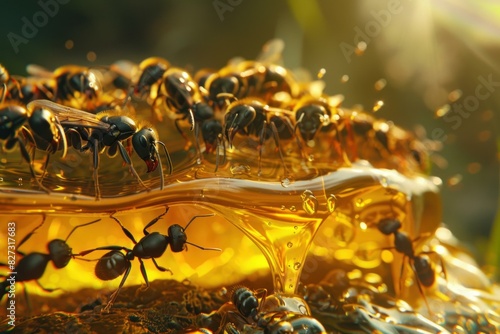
[75,207,221,312]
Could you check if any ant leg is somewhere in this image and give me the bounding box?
[35,280,61,293]
[175,118,193,150]
[16,137,50,193]
[142,207,169,236]
[398,256,408,296]
[410,264,432,316]
[214,134,226,173]
[270,121,290,177]
[194,123,203,164]
[151,258,173,275]
[16,214,46,256]
[137,258,150,291]
[257,122,267,176]
[76,246,129,257]
[103,262,132,313]
[116,141,150,192]
[23,284,33,316]
[254,288,267,314]
[91,139,101,200]
[109,213,138,244]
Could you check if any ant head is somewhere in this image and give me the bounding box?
[295,104,327,142]
[194,102,214,121]
[48,239,72,268]
[202,119,223,153]
[132,127,159,173]
[168,224,187,253]
[377,218,402,235]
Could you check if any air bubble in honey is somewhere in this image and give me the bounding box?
[301,190,318,215]
[281,178,291,188]
[293,262,301,270]
[287,242,293,248]
[327,194,337,213]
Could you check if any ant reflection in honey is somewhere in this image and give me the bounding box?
[377,218,446,313]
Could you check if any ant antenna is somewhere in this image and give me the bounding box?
[183,213,221,252]
[65,218,102,242]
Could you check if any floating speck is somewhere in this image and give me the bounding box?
[374,78,387,91]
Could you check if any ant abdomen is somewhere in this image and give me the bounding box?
[94,250,129,281]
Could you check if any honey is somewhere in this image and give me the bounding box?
[1,48,499,332]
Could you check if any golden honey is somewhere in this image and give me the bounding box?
[0,51,499,333]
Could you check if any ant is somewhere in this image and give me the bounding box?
[198,286,326,333]
[377,218,446,313]
[0,102,69,193]
[0,64,25,104]
[27,99,172,199]
[223,97,299,177]
[75,207,221,312]
[0,216,101,308]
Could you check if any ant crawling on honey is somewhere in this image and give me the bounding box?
[27,99,173,199]
[75,207,221,312]
[377,218,447,313]
[0,215,101,309]
[198,286,326,333]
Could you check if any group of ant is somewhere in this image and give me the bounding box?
[0,207,220,314]
[1,208,443,333]
[0,40,429,199]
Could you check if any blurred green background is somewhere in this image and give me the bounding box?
[0,0,498,266]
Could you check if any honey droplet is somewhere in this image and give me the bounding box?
[300,190,318,215]
[327,194,337,213]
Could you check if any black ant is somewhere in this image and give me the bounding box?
[0,216,101,308]
[75,207,221,312]
[199,286,326,333]
[0,101,70,193]
[377,218,446,313]
[27,99,172,199]
[223,97,299,177]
